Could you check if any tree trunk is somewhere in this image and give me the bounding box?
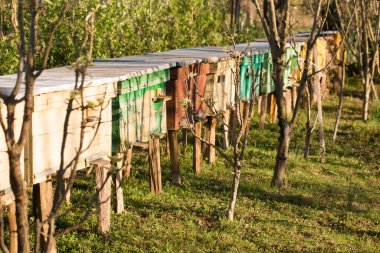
[222,110,230,150]
[272,60,290,188]
[227,165,241,221]
[363,74,371,121]
[304,81,312,159]
[8,202,17,253]
[272,121,290,187]
[9,152,30,253]
[333,50,346,142]
[315,79,326,162]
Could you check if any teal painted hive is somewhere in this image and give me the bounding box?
[112,69,170,153]
[239,56,253,101]
[259,51,274,94]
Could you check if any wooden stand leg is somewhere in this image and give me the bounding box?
[168,130,181,185]
[113,153,124,214]
[34,180,56,252]
[292,85,297,109]
[203,119,210,156]
[124,147,132,179]
[8,202,17,253]
[165,134,170,157]
[149,138,162,194]
[63,179,71,204]
[208,117,217,164]
[269,93,277,123]
[260,94,268,129]
[284,89,292,118]
[96,165,112,234]
[181,129,188,146]
[193,121,202,174]
[222,110,230,150]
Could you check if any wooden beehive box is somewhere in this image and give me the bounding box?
[112,69,170,153]
[166,63,210,130]
[205,59,236,115]
[0,101,24,201]
[29,81,115,183]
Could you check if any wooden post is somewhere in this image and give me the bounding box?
[291,85,297,109]
[95,162,112,234]
[205,117,217,164]
[284,88,292,118]
[63,179,71,204]
[259,93,268,129]
[181,129,188,146]
[8,202,17,253]
[168,130,181,185]
[222,110,230,150]
[202,118,210,157]
[113,153,124,214]
[269,93,277,123]
[193,121,202,174]
[165,134,170,157]
[149,138,162,193]
[34,180,56,253]
[124,147,132,178]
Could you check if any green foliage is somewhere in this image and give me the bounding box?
[0,0,263,75]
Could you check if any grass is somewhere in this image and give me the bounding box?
[56,78,380,252]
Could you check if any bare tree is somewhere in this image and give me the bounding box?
[347,0,380,121]
[0,2,111,252]
[252,0,331,187]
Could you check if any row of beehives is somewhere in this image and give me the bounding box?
[0,32,343,201]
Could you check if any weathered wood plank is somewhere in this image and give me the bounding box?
[33,180,56,253]
[193,122,202,174]
[168,130,181,185]
[95,164,112,234]
[114,153,124,214]
[149,138,162,194]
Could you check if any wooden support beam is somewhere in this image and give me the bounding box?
[113,153,124,214]
[181,129,188,146]
[63,179,71,204]
[222,110,231,150]
[8,202,17,253]
[168,130,181,185]
[259,94,268,129]
[202,120,210,157]
[149,138,162,194]
[269,93,277,123]
[33,180,56,253]
[95,161,111,234]
[291,85,298,109]
[284,88,292,118]
[193,121,202,174]
[205,117,217,164]
[124,147,132,179]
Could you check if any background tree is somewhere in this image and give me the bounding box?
[252,0,331,187]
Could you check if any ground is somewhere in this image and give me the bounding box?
[55,78,380,252]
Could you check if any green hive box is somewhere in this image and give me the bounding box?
[239,56,253,101]
[283,46,301,89]
[259,51,274,94]
[112,69,170,153]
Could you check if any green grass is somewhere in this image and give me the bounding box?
[56,78,380,252]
